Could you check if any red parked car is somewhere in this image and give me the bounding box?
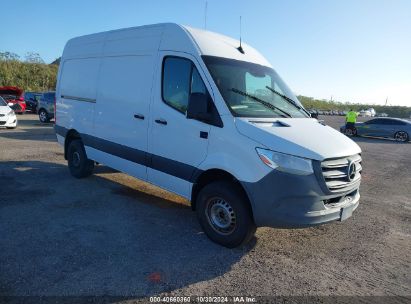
[0,86,26,114]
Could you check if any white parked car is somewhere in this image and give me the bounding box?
[367,108,376,117]
[0,96,17,129]
[55,23,362,247]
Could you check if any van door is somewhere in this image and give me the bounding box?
[147,52,212,198]
[93,55,155,181]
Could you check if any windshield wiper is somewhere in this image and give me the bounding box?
[265,86,310,116]
[231,88,291,118]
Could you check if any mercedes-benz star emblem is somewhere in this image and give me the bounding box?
[347,162,357,182]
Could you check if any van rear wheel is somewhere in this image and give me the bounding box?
[196,180,256,248]
[67,139,94,178]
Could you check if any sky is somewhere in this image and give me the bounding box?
[1,0,410,106]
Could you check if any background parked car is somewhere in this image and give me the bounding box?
[340,117,410,142]
[0,96,17,129]
[359,108,376,117]
[24,92,42,113]
[37,91,55,123]
[377,113,388,117]
[0,86,26,114]
[307,109,318,118]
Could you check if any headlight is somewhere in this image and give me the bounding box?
[256,148,313,175]
[7,110,15,116]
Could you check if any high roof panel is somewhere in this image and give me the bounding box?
[62,23,272,67]
[182,25,272,67]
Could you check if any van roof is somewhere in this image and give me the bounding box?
[62,23,272,67]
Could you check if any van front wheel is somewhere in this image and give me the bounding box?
[196,180,256,248]
[67,139,94,178]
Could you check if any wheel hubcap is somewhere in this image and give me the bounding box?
[395,132,407,142]
[206,198,236,235]
[72,151,81,167]
[40,112,46,121]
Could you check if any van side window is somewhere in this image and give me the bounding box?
[162,56,209,114]
[162,57,192,113]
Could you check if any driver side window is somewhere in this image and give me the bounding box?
[162,56,208,114]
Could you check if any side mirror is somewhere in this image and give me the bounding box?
[7,102,14,107]
[187,93,211,121]
[310,112,318,119]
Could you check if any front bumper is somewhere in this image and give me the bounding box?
[242,169,361,228]
[0,114,17,127]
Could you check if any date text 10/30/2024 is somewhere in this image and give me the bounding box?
[150,296,257,303]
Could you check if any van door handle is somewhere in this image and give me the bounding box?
[155,119,167,125]
[134,114,145,120]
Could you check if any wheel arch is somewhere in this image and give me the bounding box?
[64,129,82,160]
[191,168,254,217]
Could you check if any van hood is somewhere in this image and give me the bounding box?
[235,118,361,161]
[0,105,12,115]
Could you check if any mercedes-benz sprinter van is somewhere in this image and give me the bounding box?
[55,23,362,248]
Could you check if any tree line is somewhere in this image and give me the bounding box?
[0,51,58,92]
[0,51,409,118]
[298,95,410,118]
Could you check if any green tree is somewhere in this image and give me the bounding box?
[24,52,45,64]
[0,51,20,61]
[0,51,58,92]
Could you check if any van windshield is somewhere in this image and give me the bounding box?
[203,56,308,118]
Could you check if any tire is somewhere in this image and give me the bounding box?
[345,127,357,137]
[394,131,409,142]
[67,139,94,178]
[39,109,50,123]
[196,180,256,248]
[345,128,353,136]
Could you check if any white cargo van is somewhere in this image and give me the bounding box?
[55,23,362,247]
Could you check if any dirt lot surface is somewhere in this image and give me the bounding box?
[0,114,410,302]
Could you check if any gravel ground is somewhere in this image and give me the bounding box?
[0,114,410,303]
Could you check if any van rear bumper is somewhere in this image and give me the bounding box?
[241,170,361,228]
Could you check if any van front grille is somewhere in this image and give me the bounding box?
[321,154,362,192]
